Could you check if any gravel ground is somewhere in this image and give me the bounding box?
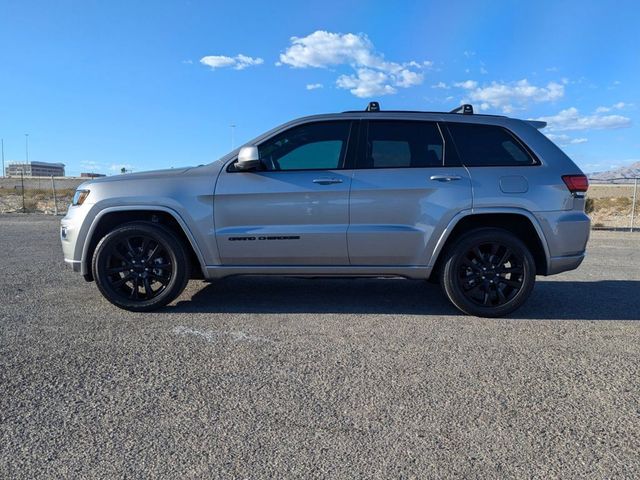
[1,215,639,479]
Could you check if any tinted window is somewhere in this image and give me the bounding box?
[258,122,351,171]
[446,123,535,166]
[363,121,444,168]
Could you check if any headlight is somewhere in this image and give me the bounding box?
[72,189,90,206]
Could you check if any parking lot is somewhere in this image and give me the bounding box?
[1,214,639,478]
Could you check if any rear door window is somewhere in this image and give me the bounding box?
[446,123,536,167]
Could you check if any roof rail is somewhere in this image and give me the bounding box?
[450,104,474,115]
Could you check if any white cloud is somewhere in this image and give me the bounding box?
[336,69,397,97]
[455,79,564,113]
[279,31,376,68]
[431,82,449,89]
[545,133,588,146]
[454,80,478,89]
[394,69,423,88]
[306,83,324,90]
[480,67,488,75]
[278,30,429,98]
[595,102,627,113]
[200,54,264,70]
[535,107,632,132]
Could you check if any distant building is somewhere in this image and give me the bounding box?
[6,161,65,177]
[80,172,106,178]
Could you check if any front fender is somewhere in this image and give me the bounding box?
[78,202,214,276]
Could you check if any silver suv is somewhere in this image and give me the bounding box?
[60,103,590,317]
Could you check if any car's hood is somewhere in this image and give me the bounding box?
[81,167,194,186]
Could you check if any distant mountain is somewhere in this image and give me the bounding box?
[589,161,640,183]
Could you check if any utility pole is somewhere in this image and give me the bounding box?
[230,124,236,149]
[631,177,638,233]
[20,171,25,213]
[25,133,29,163]
[51,175,58,216]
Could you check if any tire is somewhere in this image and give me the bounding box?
[439,228,536,317]
[92,222,190,311]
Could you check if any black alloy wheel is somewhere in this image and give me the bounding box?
[440,228,536,317]
[458,242,524,307]
[92,222,189,311]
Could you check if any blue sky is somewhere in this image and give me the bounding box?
[1,0,638,175]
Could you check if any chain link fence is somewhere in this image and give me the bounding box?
[0,175,84,215]
[587,178,639,231]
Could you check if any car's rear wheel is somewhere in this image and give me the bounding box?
[92,222,189,311]
[439,228,536,317]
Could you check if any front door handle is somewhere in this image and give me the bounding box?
[430,175,462,182]
[313,178,343,185]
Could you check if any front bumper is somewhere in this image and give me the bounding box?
[64,258,82,272]
[60,203,93,273]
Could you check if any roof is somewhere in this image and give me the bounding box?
[9,161,65,167]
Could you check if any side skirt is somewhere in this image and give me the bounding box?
[203,265,431,280]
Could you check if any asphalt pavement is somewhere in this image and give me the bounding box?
[1,215,639,478]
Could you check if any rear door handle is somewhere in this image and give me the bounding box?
[313,178,343,185]
[429,175,462,182]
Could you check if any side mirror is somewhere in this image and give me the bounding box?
[236,145,261,171]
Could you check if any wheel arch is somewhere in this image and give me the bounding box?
[81,206,207,280]
[428,209,551,277]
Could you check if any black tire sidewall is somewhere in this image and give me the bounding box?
[92,222,189,312]
[440,228,536,318]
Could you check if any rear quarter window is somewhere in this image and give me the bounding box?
[446,123,537,167]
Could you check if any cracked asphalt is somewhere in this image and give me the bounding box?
[1,215,639,478]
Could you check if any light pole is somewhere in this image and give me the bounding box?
[1,138,4,177]
[25,133,29,163]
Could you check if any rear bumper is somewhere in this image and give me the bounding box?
[546,253,585,275]
[534,210,590,275]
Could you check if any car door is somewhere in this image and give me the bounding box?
[348,119,472,266]
[214,120,356,265]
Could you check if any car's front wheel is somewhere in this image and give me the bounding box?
[92,222,189,311]
[439,228,536,317]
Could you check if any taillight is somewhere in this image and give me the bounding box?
[562,175,589,193]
